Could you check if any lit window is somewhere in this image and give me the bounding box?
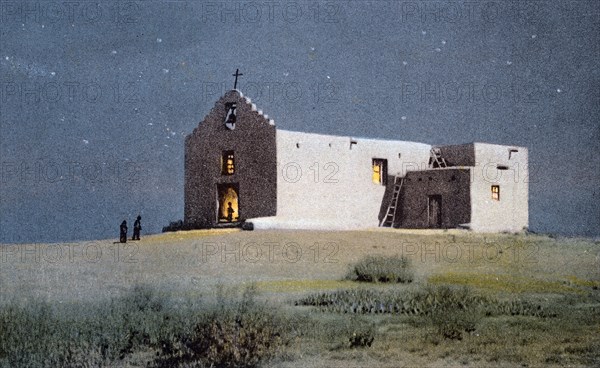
[491,185,500,201]
[372,159,387,185]
[222,151,235,175]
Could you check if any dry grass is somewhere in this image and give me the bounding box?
[1,230,599,367]
[256,279,361,293]
[428,272,584,294]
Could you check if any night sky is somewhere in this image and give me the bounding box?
[1,1,598,243]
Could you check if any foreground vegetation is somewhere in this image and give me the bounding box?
[0,286,289,368]
[1,231,599,367]
[2,284,598,367]
[297,285,555,339]
[345,254,414,283]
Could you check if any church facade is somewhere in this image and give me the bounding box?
[184,89,528,232]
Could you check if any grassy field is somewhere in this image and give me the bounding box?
[1,229,599,367]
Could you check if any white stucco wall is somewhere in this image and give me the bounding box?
[469,143,529,232]
[262,129,432,229]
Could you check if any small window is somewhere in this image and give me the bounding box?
[508,149,519,159]
[222,150,235,175]
[491,185,500,201]
[372,158,387,185]
[350,140,357,150]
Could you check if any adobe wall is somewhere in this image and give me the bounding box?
[184,90,277,227]
[274,130,431,228]
[438,143,475,166]
[398,168,472,228]
[469,143,529,232]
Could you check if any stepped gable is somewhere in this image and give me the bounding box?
[235,89,276,126]
[190,89,275,137]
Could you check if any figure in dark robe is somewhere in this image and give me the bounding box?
[132,215,142,240]
[119,220,128,243]
[227,202,235,222]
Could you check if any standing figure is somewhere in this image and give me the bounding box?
[119,220,128,243]
[132,215,142,240]
[227,202,235,222]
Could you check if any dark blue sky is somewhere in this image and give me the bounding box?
[1,1,598,243]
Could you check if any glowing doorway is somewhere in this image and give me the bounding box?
[217,184,239,223]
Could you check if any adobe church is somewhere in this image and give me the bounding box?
[184,75,528,233]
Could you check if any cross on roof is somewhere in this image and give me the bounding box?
[232,68,243,90]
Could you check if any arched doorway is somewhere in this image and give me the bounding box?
[217,184,239,223]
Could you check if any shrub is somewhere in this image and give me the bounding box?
[296,284,559,341]
[296,288,402,314]
[0,285,288,368]
[346,255,413,283]
[0,286,170,367]
[296,284,554,319]
[423,285,482,340]
[484,299,556,318]
[296,285,485,317]
[154,285,287,368]
[348,326,375,348]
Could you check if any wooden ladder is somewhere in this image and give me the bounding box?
[430,147,447,168]
[380,176,404,227]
